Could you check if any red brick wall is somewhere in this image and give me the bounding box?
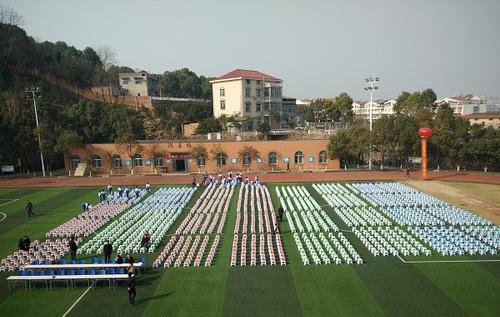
[65,139,340,175]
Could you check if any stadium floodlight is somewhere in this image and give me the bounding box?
[363,76,381,171]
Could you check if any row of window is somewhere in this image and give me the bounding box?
[219,85,282,99]
[69,151,328,169]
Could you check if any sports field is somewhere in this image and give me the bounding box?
[0,173,499,317]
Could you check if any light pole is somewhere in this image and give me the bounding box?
[26,87,46,177]
[364,76,380,170]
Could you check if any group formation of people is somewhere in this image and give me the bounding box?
[17,235,31,251]
[200,171,260,187]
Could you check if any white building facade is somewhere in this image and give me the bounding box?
[435,94,485,115]
[211,69,283,130]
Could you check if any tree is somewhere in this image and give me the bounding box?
[257,122,271,139]
[190,144,208,173]
[345,124,369,167]
[238,145,260,172]
[195,117,222,134]
[324,92,354,123]
[372,115,395,169]
[210,143,227,170]
[394,89,437,126]
[115,127,143,174]
[93,45,117,103]
[327,130,350,167]
[0,5,25,26]
[54,129,84,172]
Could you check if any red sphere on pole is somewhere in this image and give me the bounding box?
[418,127,432,180]
[418,127,432,138]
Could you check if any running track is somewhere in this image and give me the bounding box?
[1,170,499,188]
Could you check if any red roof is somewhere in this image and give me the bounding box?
[213,69,281,81]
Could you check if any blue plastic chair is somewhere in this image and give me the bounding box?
[88,269,96,275]
[98,269,106,275]
[98,259,105,265]
[31,260,40,265]
[69,260,76,265]
[57,269,65,276]
[116,268,124,274]
[78,259,86,265]
[28,270,35,276]
[38,270,45,276]
[109,259,116,264]
[78,269,86,275]
[59,259,67,265]
[107,268,115,275]
[46,270,55,276]
[91,257,98,264]
[18,270,26,276]
[42,260,50,265]
[67,269,75,276]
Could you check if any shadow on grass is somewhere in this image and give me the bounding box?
[135,291,175,305]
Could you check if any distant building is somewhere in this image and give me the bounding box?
[210,69,283,130]
[352,99,396,120]
[435,94,485,115]
[460,113,500,129]
[119,72,158,97]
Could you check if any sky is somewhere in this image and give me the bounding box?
[4,0,500,101]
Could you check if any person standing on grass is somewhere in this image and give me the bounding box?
[192,175,196,188]
[274,215,281,234]
[404,167,411,180]
[69,237,78,261]
[26,200,35,217]
[108,183,113,195]
[103,240,113,263]
[278,205,284,222]
[125,271,136,305]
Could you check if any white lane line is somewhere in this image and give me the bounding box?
[397,255,500,264]
[62,286,92,317]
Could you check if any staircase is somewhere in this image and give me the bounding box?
[73,163,88,176]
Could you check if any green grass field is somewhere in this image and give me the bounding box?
[0,182,498,317]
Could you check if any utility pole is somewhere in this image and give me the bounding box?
[25,87,46,177]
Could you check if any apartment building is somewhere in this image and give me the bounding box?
[211,69,283,130]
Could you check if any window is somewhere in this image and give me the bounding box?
[122,78,129,85]
[216,153,227,167]
[220,88,225,97]
[245,101,251,113]
[268,152,278,165]
[132,154,143,167]
[134,78,143,85]
[92,155,102,168]
[246,79,251,84]
[243,152,252,166]
[256,80,261,85]
[196,155,206,167]
[245,87,251,98]
[256,87,261,97]
[112,155,122,168]
[256,102,261,112]
[69,155,80,169]
[294,151,304,164]
[154,155,164,167]
[319,150,328,164]
[220,100,226,110]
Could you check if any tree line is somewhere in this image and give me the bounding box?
[327,89,500,172]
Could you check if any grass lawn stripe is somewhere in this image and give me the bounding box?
[415,262,500,317]
[0,285,85,316]
[144,267,227,316]
[292,264,384,316]
[353,256,468,317]
[223,266,303,317]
